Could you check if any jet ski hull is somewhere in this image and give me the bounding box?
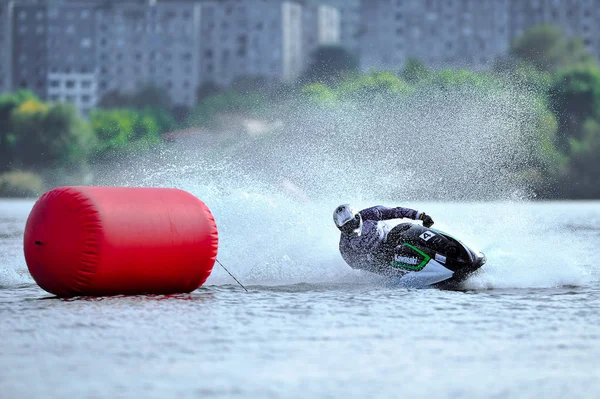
[381,223,486,289]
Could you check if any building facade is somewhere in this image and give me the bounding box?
[95,0,202,107]
[11,1,49,98]
[302,0,341,63]
[4,0,600,114]
[10,0,98,112]
[46,1,98,113]
[327,0,360,59]
[199,0,304,87]
[358,0,600,72]
[509,0,600,56]
[0,0,12,94]
[359,0,511,71]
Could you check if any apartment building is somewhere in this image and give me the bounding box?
[199,0,303,86]
[327,0,360,58]
[11,1,49,98]
[6,0,600,114]
[359,0,600,72]
[46,1,98,113]
[10,0,98,112]
[360,0,511,71]
[96,0,202,107]
[0,0,12,93]
[303,0,341,62]
[509,0,600,55]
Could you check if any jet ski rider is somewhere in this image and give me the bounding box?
[333,204,437,275]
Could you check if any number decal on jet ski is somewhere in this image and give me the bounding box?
[419,231,436,241]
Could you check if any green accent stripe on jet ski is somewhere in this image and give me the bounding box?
[391,243,431,271]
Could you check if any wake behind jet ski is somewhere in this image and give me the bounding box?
[333,204,486,289]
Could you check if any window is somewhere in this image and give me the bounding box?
[66,80,75,88]
[81,95,91,103]
[81,38,92,48]
[50,80,60,88]
[81,81,92,89]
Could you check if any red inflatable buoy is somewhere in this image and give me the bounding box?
[23,186,218,297]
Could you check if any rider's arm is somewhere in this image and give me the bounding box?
[359,205,422,221]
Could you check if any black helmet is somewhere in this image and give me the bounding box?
[333,204,362,235]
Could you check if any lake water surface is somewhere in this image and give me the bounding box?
[1,199,599,399]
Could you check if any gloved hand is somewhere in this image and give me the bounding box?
[419,213,434,228]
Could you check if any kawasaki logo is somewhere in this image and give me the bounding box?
[394,255,420,265]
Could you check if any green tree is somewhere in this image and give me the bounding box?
[90,108,161,157]
[0,90,38,171]
[510,24,593,72]
[10,99,95,169]
[99,85,173,111]
[558,118,600,198]
[301,83,338,107]
[548,64,600,151]
[337,71,412,101]
[424,69,491,92]
[401,58,431,84]
[231,75,270,94]
[196,81,222,103]
[186,90,266,128]
[301,45,359,86]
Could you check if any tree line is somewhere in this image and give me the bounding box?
[1,23,600,199]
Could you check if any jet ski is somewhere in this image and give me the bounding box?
[379,222,486,289]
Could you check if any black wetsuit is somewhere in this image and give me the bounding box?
[338,205,422,274]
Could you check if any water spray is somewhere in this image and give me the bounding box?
[216,259,248,292]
